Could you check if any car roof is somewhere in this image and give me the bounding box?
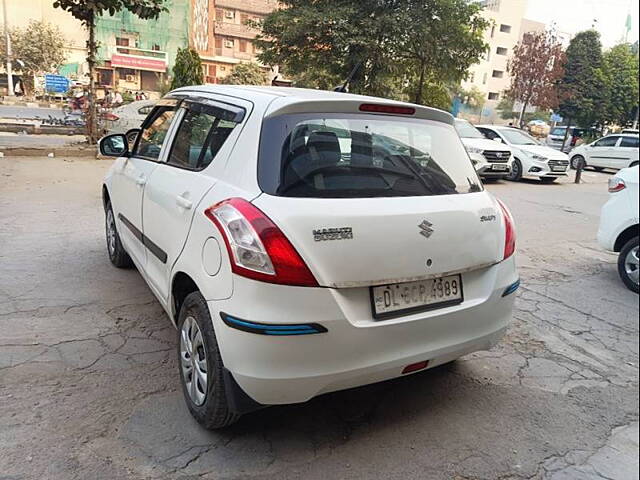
[169,85,454,125]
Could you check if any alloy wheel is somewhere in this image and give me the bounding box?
[180,316,208,406]
[106,209,117,256]
[624,246,639,287]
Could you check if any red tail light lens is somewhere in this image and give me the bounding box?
[103,112,119,121]
[608,177,626,193]
[497,199,516,260]
[204,198,319,287]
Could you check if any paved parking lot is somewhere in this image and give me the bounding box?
[0,156,638,480]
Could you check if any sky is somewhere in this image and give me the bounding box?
[525,0,639,48]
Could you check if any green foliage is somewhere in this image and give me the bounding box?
[219,62,268,86]
[601,44,639,126]
[255,0,489,107]
[496,95,516,120]
[170,47,204,89]
[1,21,67,94]
[558,30,606,128]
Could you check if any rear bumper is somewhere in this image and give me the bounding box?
[208,257,517,405]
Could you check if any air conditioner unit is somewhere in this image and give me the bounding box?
[224,10,234,19]
[125,75,135,82]
[224,40,234,48]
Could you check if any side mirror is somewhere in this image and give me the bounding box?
[99,134,129,157]
[493,137,503,144]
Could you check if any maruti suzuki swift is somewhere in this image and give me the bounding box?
[99,86,518,429]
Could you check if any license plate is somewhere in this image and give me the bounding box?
[371,275,463,319]
[551,166,566,172]
[492,164,508,171]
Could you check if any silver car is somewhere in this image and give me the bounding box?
[105,100,156,138]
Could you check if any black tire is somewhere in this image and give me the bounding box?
[617,237,639,293]
[105,201,133,268]
[594,167,605,172]
[178,292,240,429]
[540,177,557,184]
[506,158,523,181]
[570,155,586,170]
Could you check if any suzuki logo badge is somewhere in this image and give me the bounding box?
[418,220,434,238]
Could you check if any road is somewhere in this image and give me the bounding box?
[0,157,637,480]
[0,104,66,120]
[0,132,87,149]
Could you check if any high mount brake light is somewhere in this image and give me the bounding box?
[204,198,319,287]
[359,103,416,115]
[497,199,516,260]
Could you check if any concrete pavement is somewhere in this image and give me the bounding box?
[0,157,637,480]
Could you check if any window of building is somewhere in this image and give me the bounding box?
[224,39,234,48]
[488,92,500,100]
[482,73,487,84]
[152,44,161,51]
[485,48,491,61]
[240,13,249,24]
[490,25,495,38]
[215,8,223,20]
[500,24,511,33]
[208,64,217,76]
[492,70,504,78]
[239,40,247,53]
[496,47,508,55]
[115,37,129,47]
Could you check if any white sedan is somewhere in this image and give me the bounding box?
[598,166,639,292]
[105,99,156,139]
[99,86,518,428]
[454,119,513,180]
[476,125,570,183]
[569,134,639,171]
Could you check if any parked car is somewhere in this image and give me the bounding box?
[454,119,513,180]
[99,86,518,429]
[597,166,639,292]
[545,126,594,152]
[476,125,570,182]
[621,128,639,135]
[569,134,640,171]
[104,99,156,140]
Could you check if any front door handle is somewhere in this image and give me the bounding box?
[135,174,146,186]
[176,194,193,210]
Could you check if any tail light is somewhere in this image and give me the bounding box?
[204,198,318,287]
[608,177,626,193]
[497,199,516,260]
[103,112,119,121]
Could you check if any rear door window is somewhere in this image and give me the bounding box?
[619,136,639,148]
[258,114,481,198]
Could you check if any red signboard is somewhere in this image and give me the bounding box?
[111,54,167,72]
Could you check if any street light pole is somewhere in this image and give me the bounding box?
[2,0,14,96]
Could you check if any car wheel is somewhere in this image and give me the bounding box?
[105,201,133,268]
[618,237,639,293]
[570,155,586,170]
[506,159,522,181]
[593,167,605,172]
[540,177,557,183]
[178,291,240,429]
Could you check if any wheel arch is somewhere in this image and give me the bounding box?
[171,271,201,324]
[614,224,640,252]
[102,184,111,211]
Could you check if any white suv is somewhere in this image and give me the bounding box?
[476,125,570,183]
[569,134,639,171]
[100,86,518,429]
[598,166,639,292]
[454,119,512,180]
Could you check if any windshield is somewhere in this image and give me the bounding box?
[550,127,567,136]
[500,129,539,145]
[454,119,485,139]
[258,113,481,198]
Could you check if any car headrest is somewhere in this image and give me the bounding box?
[307,130,341,167]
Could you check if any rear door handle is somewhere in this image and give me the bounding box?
[135,174,146,186]
[176,194,193,210]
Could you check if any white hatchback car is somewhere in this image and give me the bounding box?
[569,134,639,171]
[454,119,512,180]
[99,86,518,429]
[598,166,639,292]
[476,125,570,182]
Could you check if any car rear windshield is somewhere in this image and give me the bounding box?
[258,113,481,198]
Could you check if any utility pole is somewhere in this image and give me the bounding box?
[2,0,14,96]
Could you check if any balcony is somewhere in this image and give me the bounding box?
[214,0,278,15]
[214,21,260,40]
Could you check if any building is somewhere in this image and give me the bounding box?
[190,0,278,84]
[94,0,190,94]
[0,0,88,82]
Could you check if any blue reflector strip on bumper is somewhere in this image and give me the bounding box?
[220,312,327,336]
[502,279,520,297]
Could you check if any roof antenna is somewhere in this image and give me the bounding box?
[334,61,361,93]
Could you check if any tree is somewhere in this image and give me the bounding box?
[254,0,489,105]
[170,47,204,89]
[506,30,565,127]
[219,62,267,85]
[558,30,606,133]
[601,43,639,126]
[52,0,167,143]
[1,21,67,95]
